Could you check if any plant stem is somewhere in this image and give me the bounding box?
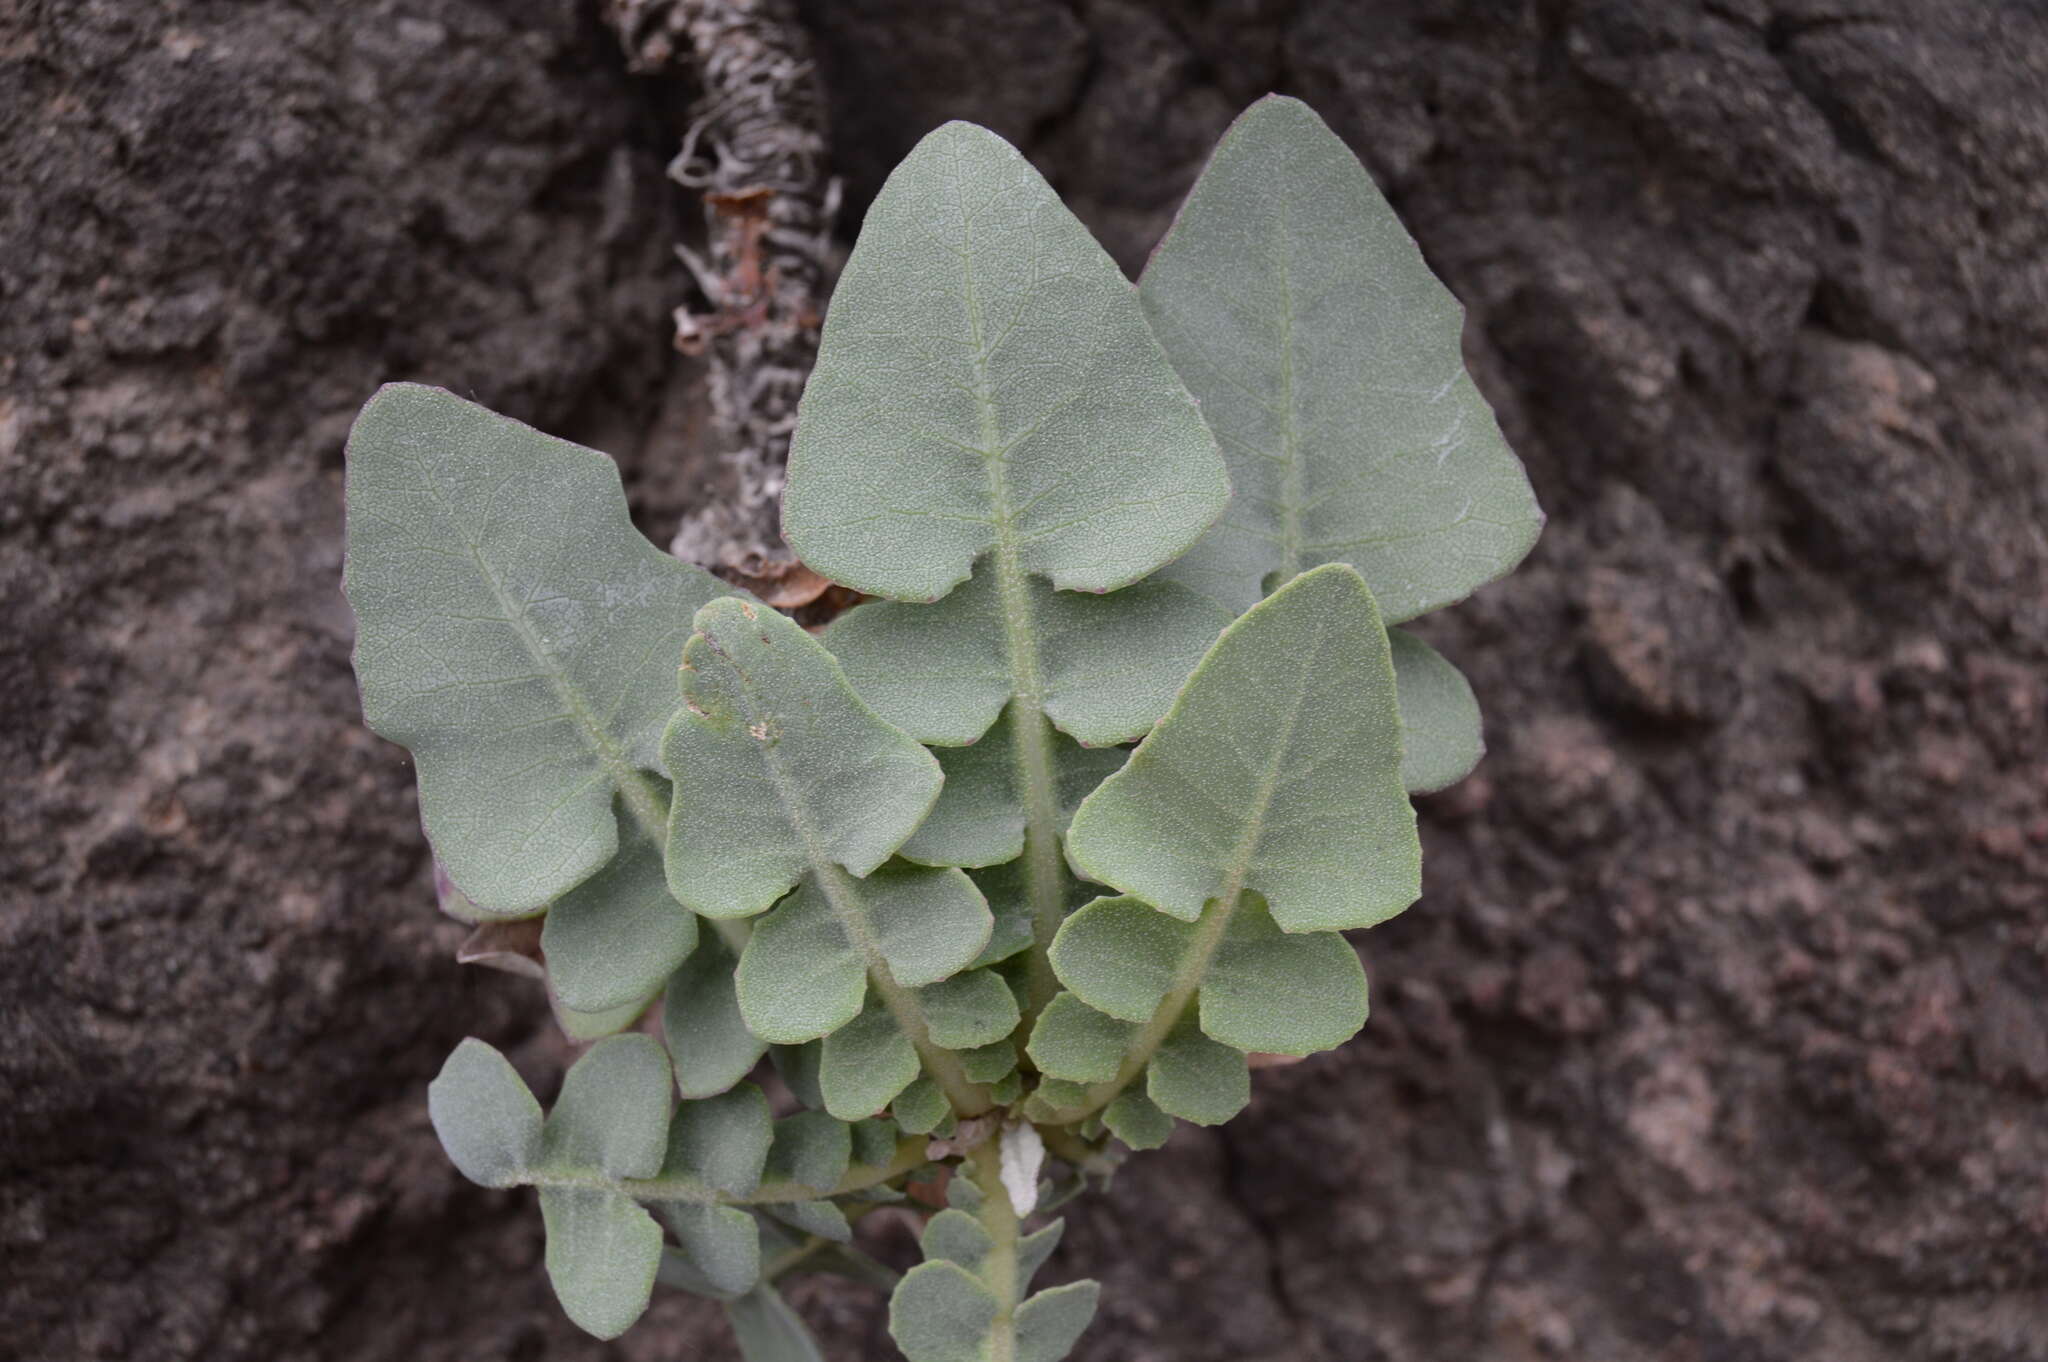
[528,1134,931,1206]
[813,863,991,1116]
[966,1138,1023,1362]
[964,230,1071,1029]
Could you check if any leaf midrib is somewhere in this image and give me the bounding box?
[721,638,989,1116]
[1059,608,1331,1121]
[954,184,1069,1021]
[418,451,670,846]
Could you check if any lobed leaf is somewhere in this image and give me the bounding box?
[541,1034,673,1180]
[1027,991,1140,1083]
[783,120,1228,603]
[539,1186,663,1339]
[664,935,769,1099]
[734,866,991,1044]
[917,970,1023,1050]
[819,990,921,1119]
[920,1208,995,1271]
[1101,1091,1173,1151]
[1389,628,1484,794]
[1146,1021,1249,1127]
[891,1078,950,1135]
[541,805,696,1015]
[1139,96,1543,624]
[664,1083,773,1198]
[889,1261,1000,1362]
[825,567,1228,747]
[1049,894,1366,1057]
[428,1038,542,1189]
[1016,1281,1101,1362]
[664,598,942,918]
[1066,563,1420,931]
[343,383,727,914]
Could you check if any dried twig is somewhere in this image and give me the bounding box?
[604,0,835,595]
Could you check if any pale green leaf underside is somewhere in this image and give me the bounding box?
[1147,1021,1249,1126]
[899,708,1127,868]
[1066,564,1421,931]
[542,1033,672,1180]
[344,383,728,914]
[1140,96,1542,624]
[428,1037,542,1189]
[541,1186,663,1339]
[542,802,696,1014]
[1050,894,1367,1056]
[824,564,1228,747]
[664,935,769,1098]
[734,865,991,1044]
[1389,628,1484,794]
[1016,1280,1101,1362]
[783,120,1228,603]
[665,598,942,918]
[890,1261,999,1362]
[664,1083,772,1198]
[1102,1090,1173,1150]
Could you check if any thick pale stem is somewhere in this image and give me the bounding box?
[966,1139,1022,1362]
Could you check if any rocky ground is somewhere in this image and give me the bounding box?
[5,2,2045,1359]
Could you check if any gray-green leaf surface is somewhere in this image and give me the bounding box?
[1140,96,1542,622]
[665,597,942,917]
[1389,628,1484,793]
[541,802,696,1015]
[783,120,1228,602]
[344,383,728,914]
[1066,563,1420,930]
[428,1038,542,1189]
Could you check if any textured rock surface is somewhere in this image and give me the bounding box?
[6,2,2046,1359]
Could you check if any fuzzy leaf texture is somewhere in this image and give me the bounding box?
[1040,564,1414,1131]
[664,598,1001,1117]
[782,120,1228,603]
[343,383,728,915]
[782,117,1237,1036]
[1139,96,1543,625]
[1066,563,1419,930]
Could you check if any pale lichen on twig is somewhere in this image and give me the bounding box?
[604,0,837,594]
